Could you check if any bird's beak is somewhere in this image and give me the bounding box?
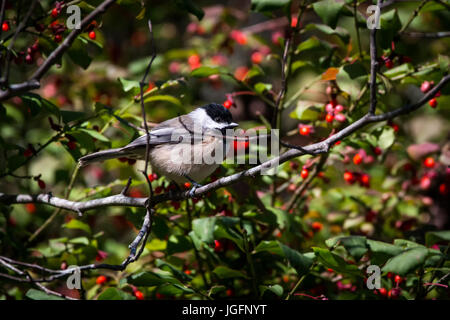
[225,122,238,129]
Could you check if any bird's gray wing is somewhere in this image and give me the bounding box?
[122,115,195,150]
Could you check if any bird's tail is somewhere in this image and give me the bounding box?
[78,148,132,167]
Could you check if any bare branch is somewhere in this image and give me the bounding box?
[0,0,117,101]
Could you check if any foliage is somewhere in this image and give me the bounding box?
[0,0,449,301]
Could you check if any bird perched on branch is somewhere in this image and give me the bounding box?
[78,103,238,196]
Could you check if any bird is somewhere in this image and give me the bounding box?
[78,103,238,196]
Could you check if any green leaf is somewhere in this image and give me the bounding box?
[144,95,182,107]
[367,239,403,256]
[97,288,135,300]
[60,110,86,123]
[67,37,92,69]
[313,247,361,276]
[260,284,283,297]
[378,127,395,150]
[290,100,321,121]
[254,82,272,94]
[326,236,368,261]
[312,0,344,29]
[128,271,181,287]
[78,128,109,142]
[382,247,428,276]
[175,0,204,20]
[190,66,221,77]
[118,78,140,92]
[26,289,64,300]
[426,230,450,247]
[63,219,91,234]
[166,235,192,254]
[254,240,284,255]
[295,37,330,54]
[336,63,368,100]
[251,0,291,12]
[213,266,249,279]
[192,217,217,243]
[304,23,350,43]
[281,244,313,276]
[21,93,60,117]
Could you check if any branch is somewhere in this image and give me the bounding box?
[401,31,450,39]
[0,0,117,101]
[2,73,449,211]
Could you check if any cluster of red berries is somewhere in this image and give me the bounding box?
[324,100,346,124]
[376,273,403,299]
[343,171,370,187]
[421,81,440,108]
[65,134,78,150]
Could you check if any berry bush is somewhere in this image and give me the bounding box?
[0,0,449,300]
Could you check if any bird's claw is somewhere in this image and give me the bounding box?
[188,182,202,198]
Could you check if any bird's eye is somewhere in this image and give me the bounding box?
[214,117,221,122]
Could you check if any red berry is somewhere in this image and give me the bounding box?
[428,98,437,108]
[188,54,201,70]
[214,240,223,252]
[38,179,46,189]
[388,288,401,299]
[299,126,310,136]
[54,34,62,43]
[51,8,59,18]
[25,54,33,64]
[335,104,344,113]
[226,289,234,297]
[223,100,232,109]
[230,30,247,45]
[301,168,309,179]
[420,175,431,190]
[96,275,107,285]
[311,221,323,232]
[184,269,192,275]
[387,272,394,279]
[155,293,164,299]
[343,171,354,183]
[423,157,435,168]
[439,183,448,195]
[24,148,33,157]
[360,174,370,187]
[154,186,163,194]
[25,203,36,214]
[325,103,334,113]
[171,201,180,210]
[394,275,403,284]
[353,154,362,165]
[67,141,77,150]
[325,113,334,123]
[374,147,382,155]
[88,31,96,40]
[379,288,388,296]
[148,173,157,182]
[251,51,263,64]
[385,59,394,69]
[134,290,144,300]
[334,113,346,122]
[420,81,433,93]
[184,182,191,189]
[2,21,9,32]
